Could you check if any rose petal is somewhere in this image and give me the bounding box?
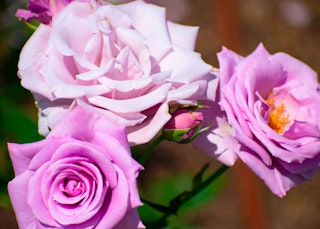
[127,102,171,145]
[116,27,151,76]
[167,21,199,51]
[8,140,49,176]
[237,149,305,197]
[88,83,172,113]
[8,171,37,229]
[95,166,131,229]
[116,1,172,62]
[193,101,239,166]
[161,45,212,83]
[114,209,145,229]
[93,132,143,207]
[272,52,318,90]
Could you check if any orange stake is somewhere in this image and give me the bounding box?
[214,0,267,228]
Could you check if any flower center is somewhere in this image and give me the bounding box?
[265,97,290,133]
[61,179,85,197]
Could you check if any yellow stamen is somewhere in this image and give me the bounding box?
[265,98,290,133]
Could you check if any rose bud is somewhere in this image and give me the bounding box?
[162,108,205,143]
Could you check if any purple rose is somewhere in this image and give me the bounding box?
[8,104,144,228]
[195,44,320,197]
[15,0,84,24]
[17,0,215,145]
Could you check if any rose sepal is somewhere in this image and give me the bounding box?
[162,123,210,144]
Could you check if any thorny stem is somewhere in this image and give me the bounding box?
[149,164,229,228]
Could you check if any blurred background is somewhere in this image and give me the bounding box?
[1,0,320,228]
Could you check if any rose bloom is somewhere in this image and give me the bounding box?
[8,105,144,228]
[18,0,215,145]
[195,44,320,197]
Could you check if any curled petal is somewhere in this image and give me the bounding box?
[88,83,171,113]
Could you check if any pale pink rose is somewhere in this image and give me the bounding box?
[8,105,144,228]
[195,44,320,197]
[18,0,215,145]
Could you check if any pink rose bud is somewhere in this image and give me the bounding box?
[163,108,204,143]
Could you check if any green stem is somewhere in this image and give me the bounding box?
[152,164,229,228]
[191,164,229,196]
[139,135,164,164]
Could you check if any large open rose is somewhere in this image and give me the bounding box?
[8,105,144,228]
[195,44,320,197]
[18,0,215,145]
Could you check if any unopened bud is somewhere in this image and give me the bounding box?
[163,108,204,143]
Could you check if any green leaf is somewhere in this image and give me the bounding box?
[0,192,11,209]
[162,129,185,142]
[25,21,39,32]
[0,100,42,143]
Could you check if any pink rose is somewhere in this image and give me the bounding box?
[8,105,144,228]
[17,0,214,145]
[195,44,320,197]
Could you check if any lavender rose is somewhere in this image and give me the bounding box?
[17,0,214,145]
[195,44,320,197]
[8,105,144,228]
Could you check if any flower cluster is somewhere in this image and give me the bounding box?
[10,0,214,227]
[8,0,320,228]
